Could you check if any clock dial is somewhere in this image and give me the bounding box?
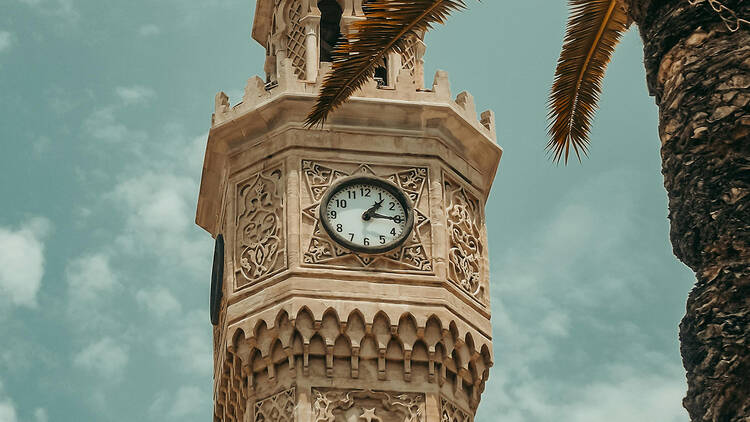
[320,176,414,253]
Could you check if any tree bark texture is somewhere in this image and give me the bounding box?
[626,1,750,420]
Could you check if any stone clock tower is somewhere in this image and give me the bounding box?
[195,1,503,421]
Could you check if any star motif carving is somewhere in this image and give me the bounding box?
[359,408,382,422]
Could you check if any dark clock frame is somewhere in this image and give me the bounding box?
[319,175,415,254]
[209,234,224,325]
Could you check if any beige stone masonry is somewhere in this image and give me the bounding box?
[200,2,502,421]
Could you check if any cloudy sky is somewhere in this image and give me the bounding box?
[0,0,696,421]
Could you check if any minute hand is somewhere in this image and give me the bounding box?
[370,213,398,221]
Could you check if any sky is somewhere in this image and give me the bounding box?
[0,0,697,421]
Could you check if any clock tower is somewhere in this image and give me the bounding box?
[196,1,503,421]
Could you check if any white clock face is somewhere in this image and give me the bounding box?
[320,177,413,253]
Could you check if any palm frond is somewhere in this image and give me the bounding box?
[306,0,467,127]
[547,0,630,164]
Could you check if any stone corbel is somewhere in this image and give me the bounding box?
[303,343,311,376]
[242,364,255,396]
[428,351,436,383]
[325,344,334,377]
[285,346,296,376]
[470,383,480,409]
[403,350,412,382]
[378,348,387,380]
[351,347,360,378]
[265,356,276,380]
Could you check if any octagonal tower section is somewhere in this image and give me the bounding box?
[196,1,503,421]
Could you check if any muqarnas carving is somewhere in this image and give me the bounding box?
[235,164,287,288]
[254,387,296,422]
[214,351,250,422]
[301,160,433,272]
[312,389,425,422]
[443,175,485,302]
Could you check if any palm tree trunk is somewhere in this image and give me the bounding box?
[625,0,750,420]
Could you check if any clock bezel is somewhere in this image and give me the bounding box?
[319,175,415,254]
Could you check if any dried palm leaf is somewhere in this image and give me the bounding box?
[547,0,630,163]
[306,0,467,127]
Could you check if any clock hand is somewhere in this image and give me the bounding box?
[362,199,385,221]
[369,212,397,221]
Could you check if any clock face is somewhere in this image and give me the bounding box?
[319,176,414,253]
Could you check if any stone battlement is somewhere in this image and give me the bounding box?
[211,61,496,142]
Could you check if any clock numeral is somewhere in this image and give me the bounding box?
[389,202,396,211]
[329,210,337,219]
[348,190,356,199]
[390,228,396,236]
[335,199,347,208]
[349,233,355,241]
[336,224,343,233]
[393,215,402,224]
[379,235,386,244]
[363,237,370,246]
[378,192,383,201]
[360,187,371,197]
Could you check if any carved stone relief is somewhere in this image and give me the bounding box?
[440,397,471,422]
[312,389,425,422]
[301,160,433,273]
[255,387,296,422]
[235,164,287,289]
[215,352,249,422]
[443,174,485,301]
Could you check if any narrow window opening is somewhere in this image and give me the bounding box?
[373,57,388,87]
[318,0,343,62]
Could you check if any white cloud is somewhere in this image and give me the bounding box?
[476,170,688,422]
[150,385,210,420]
[559,367,687,422]
[83,107,129,142]
[66,253,118,304]
[0,399,18,422]
[170,386,207,418]
[136,287,182,318]
[0,379,18,422]
[0,31,13,53]
[0,380,50,422]
[32,136,51,156]
[112,169,208,274]
[115,85,155,105]
[33,408,48,422]
[0,217,52,308]
[155,310,212,376]
[73,337,129,378]
[138,24,160,37]
[17,0,78,21]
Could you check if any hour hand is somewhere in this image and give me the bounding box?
[362,200,384,220]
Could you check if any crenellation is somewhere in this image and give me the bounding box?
[454,91,477,125]
[480,110,496,139]
[212,66,495,141]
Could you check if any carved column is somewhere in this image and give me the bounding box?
[301,15,320,82]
